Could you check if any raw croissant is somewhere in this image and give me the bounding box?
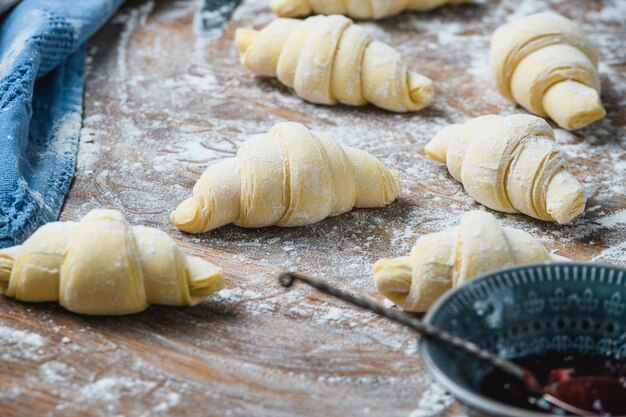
[373,210,566,312]
[170,122,400,233]
[425,114,586,224]
[235,15,434,112]
[490,12,605,130]
[0,210,224,315]
[271,0,468,20]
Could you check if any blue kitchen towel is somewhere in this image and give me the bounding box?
[0,0,124,248]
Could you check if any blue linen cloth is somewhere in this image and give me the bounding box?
[0,0,124,248]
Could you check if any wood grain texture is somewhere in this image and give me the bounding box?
[1,0,625,416]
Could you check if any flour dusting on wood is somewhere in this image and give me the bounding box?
[2,0,624,416]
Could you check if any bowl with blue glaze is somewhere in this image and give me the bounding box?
[420,262,626,417]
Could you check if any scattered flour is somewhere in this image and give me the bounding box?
[79,376,157,402]
[152,392,181,412]
[323,306,344,322]
[597,210,626,229]
[111,0,155,105]
[51,112,83,156]
[409,383,455,417]
[39,361,76,384]
[593,241,626,265]
[4,0,624,416]
[0,325,45,347]
[0,324,47,361]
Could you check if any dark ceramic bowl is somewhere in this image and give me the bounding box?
[420,262,626,417]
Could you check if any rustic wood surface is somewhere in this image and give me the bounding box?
[1,0,625,416]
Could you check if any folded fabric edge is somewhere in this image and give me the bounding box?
[0,46,85,248]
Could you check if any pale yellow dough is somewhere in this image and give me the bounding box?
[373,210,566,312]
[235,15,434,112]
[170,122,400,233]
[425,114,586,224]
[490,12,605,130]
[271,0,467,20]
[0,210,224,315]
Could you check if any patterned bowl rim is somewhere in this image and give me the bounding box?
[419,261,626,417]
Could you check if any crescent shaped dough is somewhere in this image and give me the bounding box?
[235,15,434,112]
[170,122,400,233]
[271,0,467,20]
[490,12,605,130]
[373,210,567,312]
[425,114,586,224]
[0,210,224,315]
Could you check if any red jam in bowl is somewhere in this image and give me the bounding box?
[479,351,626,415]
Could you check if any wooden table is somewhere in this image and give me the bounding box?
[1,0,625,416]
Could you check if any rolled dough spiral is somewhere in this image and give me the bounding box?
[373,210,567,312]
[235,15,434,112]
[0,210,224,315]
[271,0,467,20]
[170,122,400,233]
[425,114,586,224]
[490,12,605,130]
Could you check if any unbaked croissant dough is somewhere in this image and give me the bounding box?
[373,210,566,312]
[235,15,434,112]
[490,12,605,130]
[271,0,467,20]
[170,122,400,233]
[0,210,224,315]
[425,114,586,224]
